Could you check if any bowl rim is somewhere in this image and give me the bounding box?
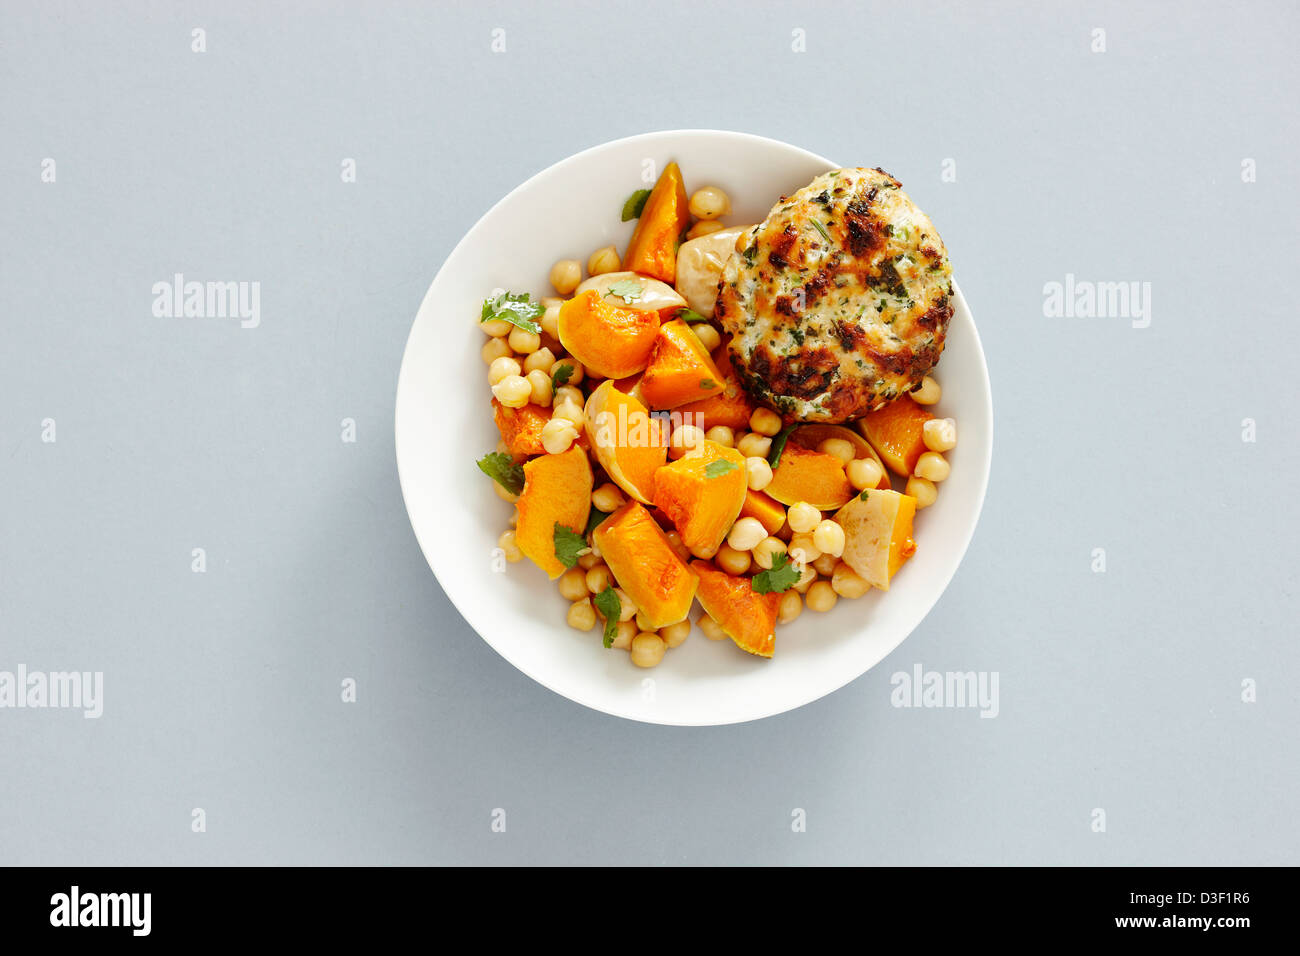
[395,128,994,725]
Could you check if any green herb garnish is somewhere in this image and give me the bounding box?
[584,508,610,536]
[481,290,543,334]
[700,378,717,390]
[476,451,524,495]
[704,459,738,479]
[621,189,651,222]
[551,363,574,390]
[811,219,833,245]
[594,586,622,647]
[605,278,643,304]
[767,424,797,469]
[675,307,710,323]
[858,489,870,501]
[553,523,589,570]
[752,552,801,594]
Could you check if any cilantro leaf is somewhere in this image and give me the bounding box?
[767,424,797,469]
[553,523,589,570]
[551,362,574,391]
[604,278,643,304]
[481,290,543,334]
[752,552,801,594]
[858,489,870,501]
[704,459,738,479]
[675,307,710,323]
[477,451,524,495]
[584,508,610,536]
[621,189,651,222]
[593,586,622,647]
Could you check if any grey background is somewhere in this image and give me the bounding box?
[1,0,1296,865]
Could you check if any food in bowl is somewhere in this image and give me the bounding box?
[475,160,960,670]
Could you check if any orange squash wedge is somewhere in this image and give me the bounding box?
[691,560,781,659]
[638,319,725,410]
[739,488,786,535]
[833,488,917,590]
[622,161,690,283]
[593,501,698,628]
[789,424,892,490]
[652,440,747,559]
[857,395,935,477]
[675,343,756,431]
[558,289,661,379]
[492,399,550,461]
[766,443,853,510]
[583,380,667,505]
[514,446,593,579]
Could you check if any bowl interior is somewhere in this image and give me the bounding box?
[395,130,992,725]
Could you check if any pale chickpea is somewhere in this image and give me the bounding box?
[689,186,731,220]
[787,501,821,534]
[818,438,855,465]
[813,552,839,576]
[481,317,512,337]
[777,590,803,623]
[668,423,705,459]
[812,519,846,558]
[693,323,722,352]
[551,399,585,429]
[660,619,691,648]
[523,347,555,375]
[567,598,597,631]
[792,566,817,594]
[806,581,838,612]
[577,550,601,570]
[749,407,782,436]
[912,375,941,405]
[726,517,767,552]
[540,296,563,309]
[587,245,621,276]
[831,561,871,599]
[491,374,532,409]
[481,336,512,364]
[558,567,588,601]
[906,475,938,508]
[488,355,522,386]
[493,481,519,504]
[540,417,578,454]
[664,530,691,562]
[591,482,626,513]
[847,457,885,491]
[554,359,584,387]
[753,536,787,570]
[698,614,727,641]
[550,259,582,296]
[526,368,553,406]
[585,564,611,594]
[716,544,752,576]
[540,304,561,339]
[736,432,772,458]
[553,384,583,408]
[914,451,951,482]
[614,588,638,622]
[507,326,541,355]
[746,456,773,491]
[686,219,726,240]
[788,533,822,563]
[497,530,523,562]
[630,633,666,668]
[923,417,957,452]
[610,619,636,650]
[635,611,654,632]
[705,425,734,447]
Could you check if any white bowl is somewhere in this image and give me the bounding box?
[395,130,992,726]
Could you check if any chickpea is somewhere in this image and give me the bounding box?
[481,336,512,365]
[818,438,855,465]
[686,219,726,240]
[554,384,583,408]
[550,259,582,296]
[660,619,691,648]
[806,581,838,613]
[610,619,637,650]
[540,296,563,309]
[831,561,871,599]
[488,355,522,386]
[540,304,561,339]
[753,536,787,570]
[923,417,958,453]
[792,567,817,594]
[558,567,588,601]
[630,633,666,668]
[664,530,691,562]
[587,245,621,276]
[698,614,727,641]
[497,530,523,562]
[585,564,611,594]
[692,323,722,352]
[726,517,767,552]
[526,368,553,406]
[551,399,585,429]
[746,456,773,491]
[481,318,512,337]
[705,425,734,447]
[787,502,821,534]
[614,588,638,622]
[634,611,654,632]
[777,590,803,623]
[912,375,941,405]
[541,417,578,454]
[906,475,938,509]
[749,407,782,437]
[591,482,626,513]
[507,326,541,355]
[555,359,584,387]
[523,347,555,375]
[847,457,884,491]
[812,519,846,558]
[716,544,752,576]
[689,186,731,220]
[914,451,951,482]
[491,374,532,409]
[788,533,822,564]
[736,432,772,458]
[567,598,597,631]
[813,552,839,576]
[577,550,601,570]
[493,481,519,504]
[668,423,705,459]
